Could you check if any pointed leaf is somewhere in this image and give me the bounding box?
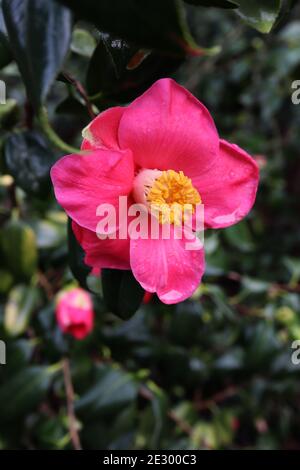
[2,0,72,108]
[87,32,183,103]
[0,219,38,280]
[4,285,41,336]
[59,0,200,55]
[102,268,144,320]
[236,0,282,33]
[0,366,54,422]
[75,364,138,419]
[4,131,55,197]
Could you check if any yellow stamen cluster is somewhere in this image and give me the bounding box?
[147,170,201,225]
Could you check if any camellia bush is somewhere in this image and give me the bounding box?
[0,0,300,451]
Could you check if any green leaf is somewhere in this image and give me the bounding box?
[0,32,11,69]
[214,347,244,371]
[102,269,144,320]
[0,99,19,129]
[0,1,12,69]
[224,221,254,252]
[0,366,54,422]
[0,219,38,280]
[4,131,55,197]
[71,28,96,58]
[184,0,238,8]
[235,0,282,33]
[4,340,34,377]
[245,322,280,370]
[241,276,270,294]
[75,364,138,419]
[87,32,183,103]
[67,218,91,289]
[0,268,13,294]
[144,382,169,448]
[33,219,66,250]
[0,31,9,72]
[59,0,200,55]
[2,0,72,109]
[4,285,41,336]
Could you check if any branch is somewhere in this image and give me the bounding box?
[62,358,82,450]
[194,385,238,411]
[61,72,96,119]
[37,270,54,300]
[37,107,80,154]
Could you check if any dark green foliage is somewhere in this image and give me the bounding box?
[2,0,72,109]
[87,32,183,103]
[102,269,145,320]
[59,0,199,55]
[4,131,55,196]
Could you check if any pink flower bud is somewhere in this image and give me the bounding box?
[56,287,94,340]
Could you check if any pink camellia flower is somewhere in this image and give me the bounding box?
[51,79,259,305]
[56,287,94,339]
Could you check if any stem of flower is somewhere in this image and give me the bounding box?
[62,357,82,450]
[88,91,104,102]
[61,71,96,119]
[37,107,80,154]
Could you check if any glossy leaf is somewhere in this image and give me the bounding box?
[0,2,12,69]
[87,32,183,103]
[102,268,145,320]
[235,0,282,33]
[4,340,34,378]
[71,28,96,58]
[59,0,200,55]
[0,32,11,69]
[0,219,38,280]
[0,366,54,422]
[2,0,72,108]
[33,219,66,250]
[4,131,55,197]
[4,285,41,336]
[0,99,19,129]
[75,364,138,419]
[0,268,13,294]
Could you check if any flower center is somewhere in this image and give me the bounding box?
[132,169,201,225]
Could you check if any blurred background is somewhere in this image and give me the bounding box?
[1,0,300,450]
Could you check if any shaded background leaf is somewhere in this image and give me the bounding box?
[2,0,72,108]
[4,131,55,197]
[58,0,200,55]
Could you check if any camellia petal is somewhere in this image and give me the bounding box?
[118,78,219,174]
[130,228,205,304]
[81,106,125,151]
[72,221,130,270]
[192,139,259,229]
[50,148,134,233]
